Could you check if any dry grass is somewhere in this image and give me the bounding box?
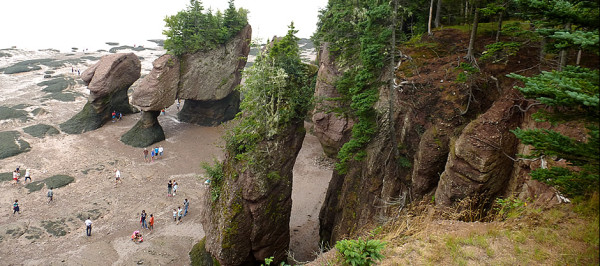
[371,195,599,266]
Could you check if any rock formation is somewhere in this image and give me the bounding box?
[434,96,521,206]
[177,24,251,125]
[201,122,305,265]
[312,43,354,157]
[124,25,251,146]
[60,53,140,134]
[121,54,179,147]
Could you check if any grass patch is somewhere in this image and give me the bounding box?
[23,124,60,138]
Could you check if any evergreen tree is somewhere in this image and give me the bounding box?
[509,66,599,197]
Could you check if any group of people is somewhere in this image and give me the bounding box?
[167,179,179,197]
[111,111,123,122]
[143,146,164,163]
[12,167,32,185]
[172,199,190,225]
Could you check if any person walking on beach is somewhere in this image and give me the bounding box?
[115,169,121,185]
[47,187,54,204]
[167,180,173,197]
[149,214,154,231]
[158,146,164,157]
[13,170,20,185]
[143,148,149,162]
[176,206,183,224]
[151,149,155,162]
[172,180,178,196]
[13,200,21,215]
[24,169,31,183]
[112,111,116,122]
[183,199,189,216]
[154,147,159,159]
[140,210,148,229]
[172,208,177,222]
[85,217,92,236]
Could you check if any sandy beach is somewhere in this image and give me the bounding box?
[0,45,329,264]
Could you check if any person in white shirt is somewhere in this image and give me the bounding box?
[115,169,121,185]
[85,217,93,236]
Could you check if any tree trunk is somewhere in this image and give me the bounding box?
[435,0,442,28]
[576,49,582,65]
[428,0,435,35]
[465,8,479,61]
[464,0,469,24]
[558,23,571,71]
[495,12,503,42]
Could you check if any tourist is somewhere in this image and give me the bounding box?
[151,149,155,162]
[143,148,149,162]
[140,210,147,229]
[172,180,178,196]
[115,169,121,185]
[158,146,164,157]
[47,187,54,204]
[167,180,173,197]
[24,169,31,183]
[112,111,116,122]
[85,217,93,236]
[154,147,159,159]
[12,170,19,185]
[161,109,165,115]
[131,230,143,243]
[177,206,183,224]
[149,214,154,231]
[183,199,189,216]
[13,200,21,215]
[176,100,180,110]
[172,208,177,222]
[118,112,122,121]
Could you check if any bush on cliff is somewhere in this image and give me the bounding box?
[163,0,248,56]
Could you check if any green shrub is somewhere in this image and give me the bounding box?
[202,160,224,202]
[335,238,386,266]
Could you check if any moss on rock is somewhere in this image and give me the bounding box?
[0,131,31,159]
[23,124,60,138]
[25,174,75,192]
[0,106,29,121]
[121,111,165,147]
[190,237,220,266]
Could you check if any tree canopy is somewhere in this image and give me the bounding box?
[162,0,248,56]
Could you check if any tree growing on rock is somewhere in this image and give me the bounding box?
[163,0,248,56]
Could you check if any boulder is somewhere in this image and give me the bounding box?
[202,122,305,265]
[178,24,251,101]
[61,53,140,134]
[177,92,240,126]
[312,43,353,157]
[131,54,180,111]
[435,97,521,207]
[411,126,450,196]
[120,111,165,148]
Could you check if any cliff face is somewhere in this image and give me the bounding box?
[312,43,354,158]
[315,29,536,244]
[202,122,305,265]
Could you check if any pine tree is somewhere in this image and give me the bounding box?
[509,66,599,197]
